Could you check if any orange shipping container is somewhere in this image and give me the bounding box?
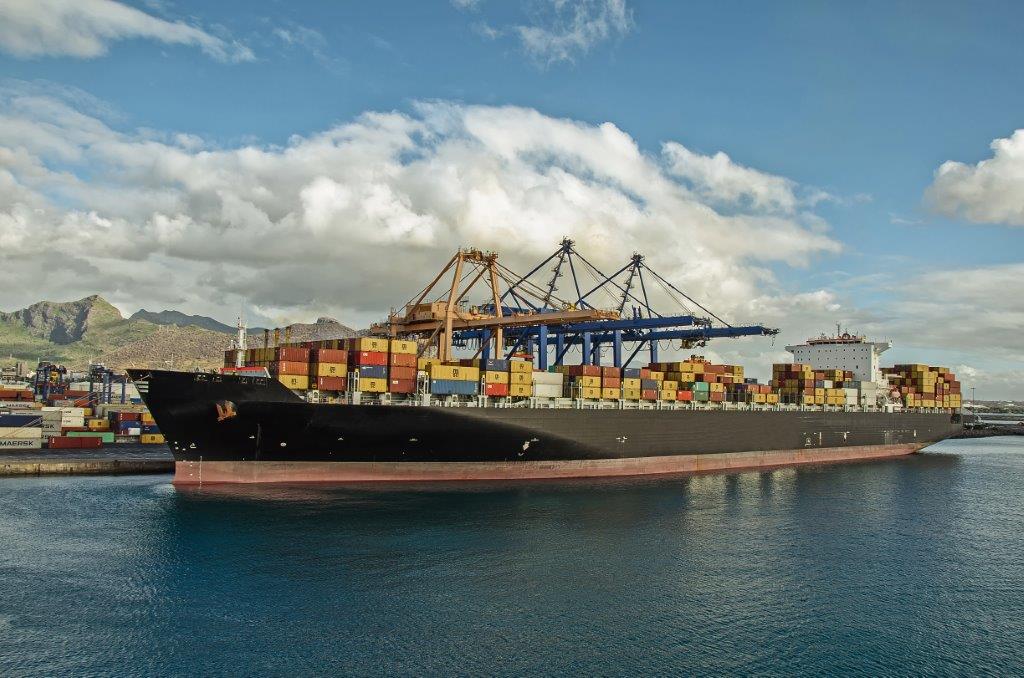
[272,361,309,376]
[313,376,347,391]
[389,352,417,368]
[389,366,417,380]
[311,348,347,363]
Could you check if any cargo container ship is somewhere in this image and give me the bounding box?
[127,331,963,484]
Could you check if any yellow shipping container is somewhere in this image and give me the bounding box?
[802,395,815,405]
[580,386,601,399]
[766,393,779,404]
[814,395,825,405]
[509,384,531,397]
[575,375,601,388]
[649,371,665,381]
[814,388,825,397]
[140,433,165,444]
[709,382,724,393]
[389,339,417,355]
[350,337,389,352]
[753,393,767,403]
[662,380,678,391]
[360,378,387,393]
[601,387,620,399]
[417,358,442,371]
[277,374,310,390]
[688,362,705,374]
[428,364,480,381]
[141,412,154,424]
[509,360,533,373]
[622,378,641,389]
[312,362,346,377]
[659,389,676,401]
[622,388,641,400]
[484,371,509,384]
[509,371,533,385]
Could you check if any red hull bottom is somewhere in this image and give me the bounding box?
[173,443,927,484]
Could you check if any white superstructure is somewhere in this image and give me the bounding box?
[785,331,891,385]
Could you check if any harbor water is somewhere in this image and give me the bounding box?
[1,437,1022,675]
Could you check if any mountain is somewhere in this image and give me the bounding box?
[0,296,362,372]
[129,309,238,334]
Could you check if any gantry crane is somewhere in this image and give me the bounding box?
[373,241,777,368]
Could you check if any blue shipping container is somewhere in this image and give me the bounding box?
[640,379,659,390]
[481,359,510,371]
[0,413,42,427]
[622,368,641,378]
[355,365,388,379]
[430,379,478,396]
[142,424,160,434]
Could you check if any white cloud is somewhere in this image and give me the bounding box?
[0,84,841,330]
[456,0,634,65]
[663,142,806,213]
[925,129,1024,226]
[0,0,254,62]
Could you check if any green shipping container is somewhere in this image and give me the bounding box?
[695,391,710,402]
[66,431,115,443]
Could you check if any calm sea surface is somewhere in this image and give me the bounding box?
[2,437,1023,676]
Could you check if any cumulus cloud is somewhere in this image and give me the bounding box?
[456,0,633,65]
[0,0,254,62]
[926,129,1024,226]
[0,82,844,333]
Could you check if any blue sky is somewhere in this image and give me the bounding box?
[0,0,1022,396]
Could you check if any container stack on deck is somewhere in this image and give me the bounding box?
[882,365,961,410]
[770,363,881,407]
[222,342,962,413]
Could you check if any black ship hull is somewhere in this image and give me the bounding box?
[128,370,963,484]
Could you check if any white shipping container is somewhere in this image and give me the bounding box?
[0,401,41,410]
[0,426,43,439]
[43,406,87,417]
[127,427,141,436]
[532,384,563,398]
[0,438,42,449]
[531,372,564,386]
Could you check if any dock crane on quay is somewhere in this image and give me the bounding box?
[372,239,778,369]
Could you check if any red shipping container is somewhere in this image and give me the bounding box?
[349,350,388,366]
[390,353,417,368]
[311,348,347,363]
[388,379,416,394]
[641,389,657,400]
[313,376,347,391]
[272,361,310,375]
[602,377,622,389]
[49,436,103,449]
[710,391,724,402]
[600,366,621,378]
[116,412,141,421]
[276,347,310,362]
[563,365,601,377]
[639,368,652,379]
[389,366,416,380]
[677,390,694,401]
[485,383,509,397]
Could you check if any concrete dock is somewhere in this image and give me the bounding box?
[0,444,174,476]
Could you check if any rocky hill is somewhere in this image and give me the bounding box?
[129,308,239,334]
[0,296,361,372]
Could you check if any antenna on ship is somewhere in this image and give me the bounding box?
[235,315,247,368]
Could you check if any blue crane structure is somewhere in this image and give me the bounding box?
[451,239,778,370]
